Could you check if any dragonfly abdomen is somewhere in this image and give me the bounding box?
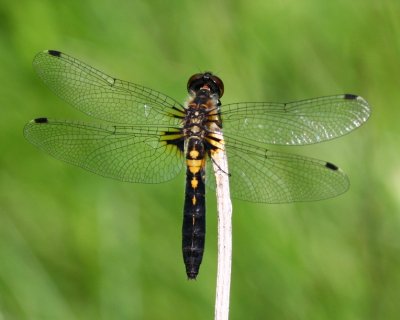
[182,137,207,279]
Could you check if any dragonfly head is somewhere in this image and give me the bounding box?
[187,72,224,98]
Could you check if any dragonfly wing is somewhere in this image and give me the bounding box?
[24,118,184,183]
[222,94,371,145]
[206,138,349,203]
[33,50,185,125]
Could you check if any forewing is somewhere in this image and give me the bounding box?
[33,50,185,125]
[24,118,184,183]
[206,139,349,203]
[222,94,370,145]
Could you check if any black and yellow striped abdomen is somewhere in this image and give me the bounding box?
[182,137,207,279]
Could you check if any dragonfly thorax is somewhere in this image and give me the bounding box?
[183,90,219,137]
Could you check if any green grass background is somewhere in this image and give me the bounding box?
[1,0,399,319]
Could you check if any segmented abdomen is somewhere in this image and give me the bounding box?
[182,137,206,279]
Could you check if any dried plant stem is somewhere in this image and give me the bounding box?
[212,149,233,320]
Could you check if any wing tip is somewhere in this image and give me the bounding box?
[23,118,49,138]
[34,50,62,62]
[343,93,371,121]
[33,50,63,69]
[343,93,370,107]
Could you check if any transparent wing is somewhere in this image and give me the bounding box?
[206,138,349,203]
[221,94,371,145]
[24,118,184,183]
[33,50,185,125]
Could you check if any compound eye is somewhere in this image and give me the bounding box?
[187,73,204,93]
[210,75,224,98]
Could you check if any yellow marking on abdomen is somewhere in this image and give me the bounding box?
[191,177,199,189]
[189,149,200,159]
[192,195,197,205]
[188,166,200,174]
[187,158,205,174]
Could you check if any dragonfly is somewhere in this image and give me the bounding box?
[24,50,371,279]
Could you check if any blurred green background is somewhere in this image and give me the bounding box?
[1,0,399,319]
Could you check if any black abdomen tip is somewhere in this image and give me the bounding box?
[47,50,61,57]
[187,272,198,280]
[34,117,49,123]
[325,162,338,171]
[344,94,358,100]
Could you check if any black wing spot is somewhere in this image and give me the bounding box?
[325,162,338,171]
[34,117,49,123]
[344,94,358,100]
[47,50,61,57]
